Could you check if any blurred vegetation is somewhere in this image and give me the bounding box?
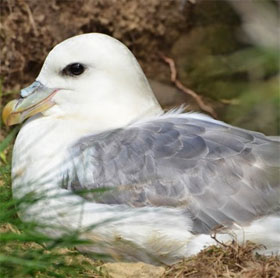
[171,0,279,135]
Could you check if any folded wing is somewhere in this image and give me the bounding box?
[65,115,280,234]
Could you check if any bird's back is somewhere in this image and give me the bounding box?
[66,114,280,235]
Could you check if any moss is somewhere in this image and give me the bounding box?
[223,77,280,135]
[192,0,241,27]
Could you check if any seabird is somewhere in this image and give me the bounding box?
[2,33,280,265]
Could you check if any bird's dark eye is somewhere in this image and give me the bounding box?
[63,63,85,76]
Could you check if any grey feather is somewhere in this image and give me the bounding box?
[65,116,280,234]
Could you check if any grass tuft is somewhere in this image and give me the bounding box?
[0,143,106,278]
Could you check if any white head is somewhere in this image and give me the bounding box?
[3,33,162,132]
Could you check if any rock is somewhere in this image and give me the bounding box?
[101,262,165,278]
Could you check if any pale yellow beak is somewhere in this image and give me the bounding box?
[2,81,58,126]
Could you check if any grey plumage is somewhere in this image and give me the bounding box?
[64,115,280,234]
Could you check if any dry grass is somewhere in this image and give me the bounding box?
[164,241,280,278]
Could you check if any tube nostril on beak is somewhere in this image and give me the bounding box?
[20,80,42,98]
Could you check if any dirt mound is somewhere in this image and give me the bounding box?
[0,0,189,91]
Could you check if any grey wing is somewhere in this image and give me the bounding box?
[66,116,280,234]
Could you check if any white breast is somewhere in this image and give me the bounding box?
[12,116,69,197]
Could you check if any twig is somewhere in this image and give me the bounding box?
[23,2,38,37]
[210,232,228,248]
[160,54,218,119]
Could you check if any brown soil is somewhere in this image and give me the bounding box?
[0,0,190,92]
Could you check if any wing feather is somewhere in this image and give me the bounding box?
[66,115,280,234]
